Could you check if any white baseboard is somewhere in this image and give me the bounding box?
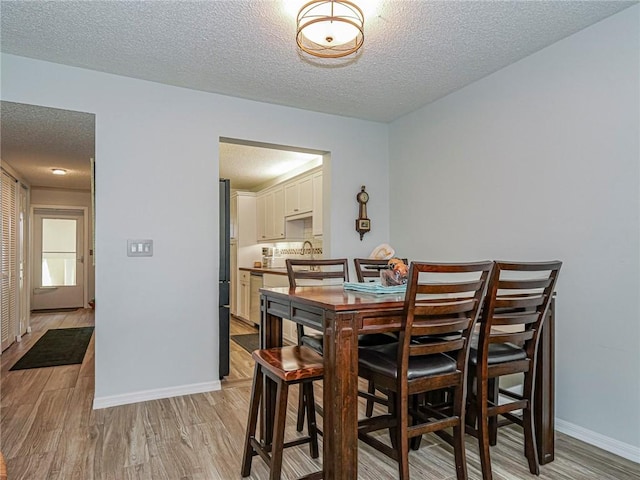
[556,418,640,464]
[93,380,221,410]
[503,386,639,464]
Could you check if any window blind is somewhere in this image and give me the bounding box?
[1,169,18,349]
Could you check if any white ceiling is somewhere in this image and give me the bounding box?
[1,0,634,189]
[219,141,322,191]
[1,102,95,190]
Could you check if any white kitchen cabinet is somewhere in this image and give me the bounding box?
[231,191,257,247]
[284,174,313,217]
[312,171,323,236]
[230,192,238,240]
[231,192,260,319]
[256,193,266,241]
[272,187,285,239]
[230,242,237,315]
[256,186,285,241]
[256,168,321,241]
[249,272,262,325]
[238,270,251,322]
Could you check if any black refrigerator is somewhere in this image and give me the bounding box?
[219,178,230,378]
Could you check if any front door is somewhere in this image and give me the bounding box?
[31,208,85,310]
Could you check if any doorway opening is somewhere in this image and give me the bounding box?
[31,206,88,310]
[0,101,95,349]
[218,137,328,381]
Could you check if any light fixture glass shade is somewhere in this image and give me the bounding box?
[51,168,67,175]
[297,1,364,58]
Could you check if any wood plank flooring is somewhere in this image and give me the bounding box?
[1,309,638,479]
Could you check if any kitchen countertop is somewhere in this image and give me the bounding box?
[238,266,289,275]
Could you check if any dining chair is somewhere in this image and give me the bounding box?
[354,258,406,282]
[287,258,350,431]
[286,258,397,430]
[353,257,409,417]
[286,257,351,356]
[357,261,493,480]
[465,260,561,480]
[241,345,323,480]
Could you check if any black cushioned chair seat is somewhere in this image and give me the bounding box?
[358,343,457,380]
[357,333,398,346]
[301,332,396,355]
[469,342,527,366]
[411,333,461,344]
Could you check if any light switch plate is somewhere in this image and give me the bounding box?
[127,239,153,257]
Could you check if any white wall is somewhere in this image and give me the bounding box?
[1,54,390,406]
[389,6,640,458]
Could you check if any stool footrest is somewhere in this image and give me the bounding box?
[283,435,315,449]
[298,471,323,480]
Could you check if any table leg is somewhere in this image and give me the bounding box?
[323,311,359,479]
[535,298,555,465]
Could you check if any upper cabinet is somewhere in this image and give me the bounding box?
[256,168,322,242]
[232,191,257,247]
[312,171,323,236]
[256,186,285,241]
[284,173,313,217]
[230,191,238,240]
[271,187,285,240]
[256,193,266,241]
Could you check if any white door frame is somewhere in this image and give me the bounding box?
[30,204,89,309]
[18,184,30,338]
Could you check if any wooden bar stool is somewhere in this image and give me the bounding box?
[241,345,323,480]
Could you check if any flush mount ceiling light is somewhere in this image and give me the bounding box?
[51,168,67,175]
[296,1,364,58]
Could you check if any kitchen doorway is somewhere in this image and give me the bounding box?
[218,137,328,380]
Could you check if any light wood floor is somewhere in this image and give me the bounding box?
[1,309,638,479]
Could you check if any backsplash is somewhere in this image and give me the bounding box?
[279,247,323,256]
[270,219,323,259]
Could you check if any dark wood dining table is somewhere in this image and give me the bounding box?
[259,286,555,479]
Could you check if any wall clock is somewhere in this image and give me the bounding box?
[355,186,371,241]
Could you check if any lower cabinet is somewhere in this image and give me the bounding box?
[237,270,251,322]
[249,273,262,326]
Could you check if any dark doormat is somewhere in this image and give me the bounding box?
[231,333,260,354]
[10,327,94,371]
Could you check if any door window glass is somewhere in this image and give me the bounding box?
[41,219,76,286]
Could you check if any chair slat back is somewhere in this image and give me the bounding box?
[416,279,484,295]
[489,331,534,345]
[353,258,408,282]
[400,261,493,372]
[479,260,562,362]
[286,258,350,288]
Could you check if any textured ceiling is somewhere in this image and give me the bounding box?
[219,141,321,191]
[1,102,95,190]
[0,0,635,189]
